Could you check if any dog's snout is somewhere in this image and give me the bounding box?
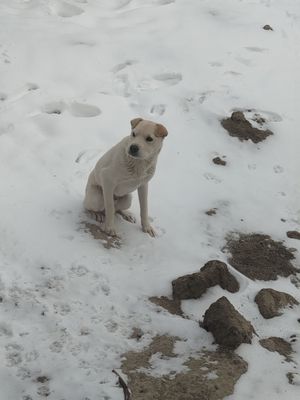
[129,144,139,156]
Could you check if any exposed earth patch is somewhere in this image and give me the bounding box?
[224,233,298,280]
[255,288,299,319]
[221,111,273,143]
[121,335,248,400]
[259,337,293,361]
[149,296,183,317]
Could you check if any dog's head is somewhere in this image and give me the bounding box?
[127,118,168,160]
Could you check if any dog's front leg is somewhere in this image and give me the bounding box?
[138,183,156,237]
[102,176,117,236]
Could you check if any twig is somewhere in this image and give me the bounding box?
[112,369,132,400]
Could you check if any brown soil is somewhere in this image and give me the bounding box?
[259,337,293,361]
[149,296,183,316]
[130,328,144,341]
[255,288,299,319]
[212,157,226,166]
[287,231,300,240]
[205,208,217,216]
[263,24,273,31]
[202,296,255,349]
[172,260,239,300]
[224,233,298,280]
[82,222,121,249]
[221,111,273,143]
[121,335,248,400]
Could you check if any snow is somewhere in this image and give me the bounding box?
[0,0,300,399]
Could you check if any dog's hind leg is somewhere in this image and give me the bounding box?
[115,194,136,223]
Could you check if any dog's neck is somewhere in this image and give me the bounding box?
[123,149,156,178]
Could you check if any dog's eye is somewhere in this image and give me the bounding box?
[132,131,136,137]
[146,136,153,142]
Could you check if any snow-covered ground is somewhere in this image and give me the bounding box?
[0,0,300,399]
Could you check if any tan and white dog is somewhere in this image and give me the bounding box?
[84,118,168,237]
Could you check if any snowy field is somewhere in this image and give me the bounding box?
[0,0,300,399]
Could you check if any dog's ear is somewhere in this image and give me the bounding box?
[130,118,143,129]
[155,123,168,138]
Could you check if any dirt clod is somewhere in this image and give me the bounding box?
[36,376,50,384]
[172,260,239,300]
[221,111,273,143]
[205,208,217,216]
[224,233,298,280]
[259,337,293,361]
[202,296,255,349]
[212,156,226,166]
[130,328,144,341]
[121,335,248,400]
[287,231,300,240]
[255,288,299,319]
[149,296,183,316]
[263,24,273,31]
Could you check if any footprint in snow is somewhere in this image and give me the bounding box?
[42,101,101,117]
[273,165,284,174]
[69,102,101,117]
[203,172,222,184]
[0,92,7,101]
[111,60,137,73]
[245,46,268,53]
[50,1,84,17]
[2,83,39,105]
[5,343,24,367]
[42,101,66,115]
[75,149,101,164]
[150,104,166,116]
[153,72,182,86]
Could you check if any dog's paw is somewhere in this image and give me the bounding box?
[142,224,156,238]
[117,211,136,224]
[105,226,119,238]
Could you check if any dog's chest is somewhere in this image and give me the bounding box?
[114,166,155,196]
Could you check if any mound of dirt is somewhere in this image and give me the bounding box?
[255,288,299,319]
[224,233,298,280]
[202,296,255,349]
[172,260,239,300]
[263,24,273,31]
[259,337,293,361]
[287,231,300,240]
[121,335,248,400]
[212,156,226,166]
[221,111,273,143]
[149,296,183,316]
[205,208,217,216]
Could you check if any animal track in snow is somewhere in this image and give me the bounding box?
[203,172,222,184]
[42,101,66,115]
[75,149,101,164]
[0,92,7,101]
[150,104,166,115]
[42,101,101,117]
[0,322,13,337]
[50,1,84,17]
[5,343,24,367]
[245,46,268,52]
[0,123,14,136]
[153,72,182,86]
[69,102,101,117]
[273,165,284,174]
[111,60,137,73]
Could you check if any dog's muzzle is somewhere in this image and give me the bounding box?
[129,144,139,157]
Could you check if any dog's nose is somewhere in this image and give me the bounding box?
[129,144,139,156]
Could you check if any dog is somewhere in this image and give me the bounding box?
[84,118,168,237]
